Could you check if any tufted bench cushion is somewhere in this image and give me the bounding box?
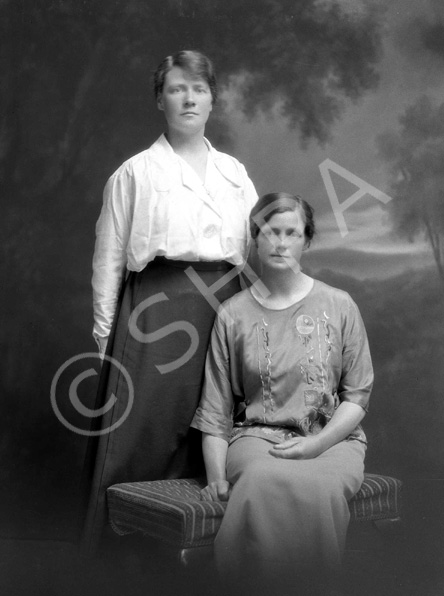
[106,473,402,550]
[108,478,225,548]
[348,473,402,522]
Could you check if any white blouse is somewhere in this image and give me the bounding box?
[92,134,258,343]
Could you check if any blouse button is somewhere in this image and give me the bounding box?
[203,224,218,238]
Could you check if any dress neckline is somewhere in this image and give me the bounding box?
[248,279,316,312]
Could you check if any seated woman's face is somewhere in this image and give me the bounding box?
[256,209,307,273]
[157,66,213,135]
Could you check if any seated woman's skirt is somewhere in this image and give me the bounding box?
[215,436,366,592]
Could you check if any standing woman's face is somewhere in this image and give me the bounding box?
[157,66,213,136]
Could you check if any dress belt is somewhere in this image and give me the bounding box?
[154,256,235,271]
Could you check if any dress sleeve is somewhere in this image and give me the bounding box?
[92,168,133,343]
[238,162,259,274]
[240,162,258,213]
[338,296,374,412]
[190,306,236,442]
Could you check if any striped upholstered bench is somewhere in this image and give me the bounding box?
[107,473,402,565]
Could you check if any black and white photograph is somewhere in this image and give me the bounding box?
[2,1,443,595]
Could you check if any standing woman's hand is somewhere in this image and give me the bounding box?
[200,480,231,502]
[95,337,109,361]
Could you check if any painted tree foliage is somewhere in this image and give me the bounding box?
[2,0,382,204]
[377,96,444,285]
[2,0,383,389]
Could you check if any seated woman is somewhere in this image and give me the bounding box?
[191,192,373,594]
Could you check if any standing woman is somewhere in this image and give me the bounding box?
[192,193,373,593]
[81,50,257,553]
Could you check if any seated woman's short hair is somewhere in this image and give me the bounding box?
[250,192,316,246]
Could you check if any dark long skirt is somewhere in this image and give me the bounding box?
[81,257,241,554]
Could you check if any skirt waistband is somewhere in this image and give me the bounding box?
[153,256,236,271]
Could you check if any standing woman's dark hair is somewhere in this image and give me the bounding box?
[81,49,257,554]
[153,50,218,104]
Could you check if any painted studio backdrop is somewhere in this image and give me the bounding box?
[2,0,443,592]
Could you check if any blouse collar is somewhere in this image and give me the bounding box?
[153,134,242,188]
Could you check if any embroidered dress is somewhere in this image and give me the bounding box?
[192,280,372,443]
[191,280,373,587]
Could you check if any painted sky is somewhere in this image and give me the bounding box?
[219,0,443,280]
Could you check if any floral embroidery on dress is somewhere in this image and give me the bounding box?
[294,311,337,434]
[296,315,315,335]
[296,312,334,392]
[300,360,316,385]
[256,318,274,418]
[296,314,314,347]
[320,312,332,371]
[298,390,333,434]
[230,424,301,445]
